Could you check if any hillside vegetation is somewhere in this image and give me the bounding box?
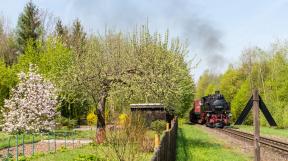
[196,45,288,128]
[0,2,195,129]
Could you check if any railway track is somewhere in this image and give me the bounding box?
[218,128,288,155]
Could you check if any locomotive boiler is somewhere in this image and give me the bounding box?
[190,91,231,128]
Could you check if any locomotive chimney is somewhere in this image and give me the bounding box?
[215,91,220,94]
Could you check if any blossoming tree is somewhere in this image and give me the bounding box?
[2,64,58,133]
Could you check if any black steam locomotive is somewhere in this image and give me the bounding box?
[190,91,231,128]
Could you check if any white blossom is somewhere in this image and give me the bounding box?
[2,64,58,133]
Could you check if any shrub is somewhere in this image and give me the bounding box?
[87,112,97,127]
[58,146,67,152]
[118,113,129,126]
[140,136,154,152]
[57,117,77,129]
[151,120,166,135]
[73,154,105,161]
[103,114,149,161]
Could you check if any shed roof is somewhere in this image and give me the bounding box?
[130,103,165,111]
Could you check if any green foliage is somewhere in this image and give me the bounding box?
[196,42,288,128]
[55,19,69,44]
[230,80,252,123]
[151,120,166,135]
[73,154,105,161]
[57,117,77,129]
[16,1,42,53]
[0,60,17,123]
[0,1,195,128]
[0,60,17,106]
[219,66,246,103]
[0,22,18,65]
[195,70,219,99]
[71,19,86,57]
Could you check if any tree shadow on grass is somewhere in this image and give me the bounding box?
[177,127,222,161]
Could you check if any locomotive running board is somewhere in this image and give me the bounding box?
[234,95,277,126]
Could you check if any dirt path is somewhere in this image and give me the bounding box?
[198,125,288,161]
[0,139,92,159]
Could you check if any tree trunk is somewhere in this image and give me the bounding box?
[96,93,107,143]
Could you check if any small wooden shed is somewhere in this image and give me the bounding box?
[130,103,174,125]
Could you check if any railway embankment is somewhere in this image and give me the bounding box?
[176,124,251,161]
[234,125,288,143]
[200,125,288,161]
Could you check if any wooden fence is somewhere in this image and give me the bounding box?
[151,118,178,161]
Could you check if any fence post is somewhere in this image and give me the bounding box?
[65,132,67,148]
[167,130,171,161]
[7,137,10,158]
[156,148,160,161]
[16,134,18,161]
[22,134,25,156]
[48,133,50,152]
[32,134,35,155]
[253,89,260,161]
[72,131,75,149]
[54,132,56,152]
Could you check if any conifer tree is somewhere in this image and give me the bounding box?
[71,19,86,57]
[55,19,69,44]
[16,1,42,53]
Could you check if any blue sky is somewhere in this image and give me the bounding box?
[1,0,288,80]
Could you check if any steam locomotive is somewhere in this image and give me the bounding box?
[190,91,231,128]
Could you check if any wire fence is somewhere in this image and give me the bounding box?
[0,131,90,160]
[151,117,178,161]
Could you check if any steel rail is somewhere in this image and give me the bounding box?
[219,128,288,154]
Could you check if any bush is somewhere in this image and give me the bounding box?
[151,120,166,135]
[73,154,105,161]
[140,136,154,152]
[118,113,129,126]
[87,112,97,127]
[103,114,149,160]
[56,117,77,129]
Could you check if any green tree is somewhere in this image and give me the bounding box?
[16,1,42,53]
[55,19,69,46]
[219,66,246,103]
[71,19,86,57]
[230,80,251,123]
[68,27,195,132]
[0,60,17,124]
[0,19,18,66]
[196,70,219,98]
